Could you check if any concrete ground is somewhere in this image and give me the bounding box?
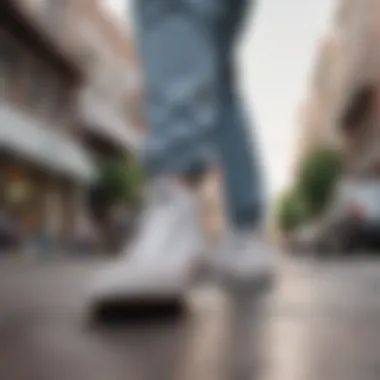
[0,257,380,379]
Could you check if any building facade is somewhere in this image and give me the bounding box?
[74,0,143,160]
[297,0,380,179]
[0,0,96,250]
[297,35,343,161]
[0,0,143,253]
[333,0,380,177]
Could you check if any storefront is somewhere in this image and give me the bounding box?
[2,159,37,238]
[0,156,79,249]
[0,104,96,253]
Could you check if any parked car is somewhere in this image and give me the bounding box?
[313,178,380,254]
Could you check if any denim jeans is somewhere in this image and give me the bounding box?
[134,0,264,228]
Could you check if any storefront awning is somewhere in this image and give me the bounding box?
[0,104,96,183]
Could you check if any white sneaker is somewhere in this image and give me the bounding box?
[86,178,204,304]
[217,229,277,285]
[127,179,204,264]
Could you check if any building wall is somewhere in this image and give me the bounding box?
[0,27,76,130]
[72,0,145,250]
[75,0,143,131]
[297,0,379,167]
[333,0,379,110]
[297,36,343,160]
[0,6,85,251]
[10,0,82,72]
[333,0,380,175]
[0,0,146,253]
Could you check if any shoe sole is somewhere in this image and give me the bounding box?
[88,296,187,325]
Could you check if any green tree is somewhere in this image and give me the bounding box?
[90,158,145,221]
[298,147,342,216]
[276,189,308,233]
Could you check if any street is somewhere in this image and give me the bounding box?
[1,258,380,379]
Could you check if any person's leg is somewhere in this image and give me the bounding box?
[87,2,226,310]
[216,95,265,229]
[89,0,219,290]
[134,0,219,179]
[214,0,276,282]
[123,0,221,263]
[214,0,265,230]
[135,0,264,228]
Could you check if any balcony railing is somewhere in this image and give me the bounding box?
[78,87,142,154]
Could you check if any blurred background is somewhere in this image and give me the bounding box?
[0,0,146,256]
[3,1,380,379]
[2,0,380,258]
[0,0,230,257]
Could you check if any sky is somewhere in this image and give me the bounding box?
[105,0,336,199]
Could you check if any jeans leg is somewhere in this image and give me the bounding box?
[134,0,218,177]
[215,96,264,229]
[134,0,264,227]
[214,0,264,229]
